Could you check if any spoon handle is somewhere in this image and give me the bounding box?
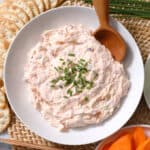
[93,0,109,27]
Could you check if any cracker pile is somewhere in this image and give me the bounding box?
[0,0,65,133]
[0,90,10,132]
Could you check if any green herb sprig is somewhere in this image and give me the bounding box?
[83,0,150,19]
[50,53,97,97]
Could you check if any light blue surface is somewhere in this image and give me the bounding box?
[0,132,11,150]
[0,143,11,150]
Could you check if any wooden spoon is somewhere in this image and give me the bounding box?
[93,0,126,61]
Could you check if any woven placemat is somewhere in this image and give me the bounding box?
[7,0,150,150]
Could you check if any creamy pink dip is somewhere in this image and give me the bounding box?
[24,25,130,131]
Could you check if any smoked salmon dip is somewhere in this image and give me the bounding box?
[24,25,130,131]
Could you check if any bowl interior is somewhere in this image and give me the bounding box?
[4,6,144,145]
[96,125,150,150]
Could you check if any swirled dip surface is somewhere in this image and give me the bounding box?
[24,25,130,131]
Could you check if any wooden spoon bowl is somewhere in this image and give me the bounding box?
[93,0,126,61]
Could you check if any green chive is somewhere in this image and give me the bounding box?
[76,88,82,93]
[83,0,150,19]
[86,81,93,89]
[68,53,75,57]
[64,96,68,99]
[51,85,55,88]
[84,97,89,101]
[93,71,99,79]
[79,58,86,62]
[67,89,73,96]
[59,58,64,61]
[54,67,59,72]
[51,79,58,84]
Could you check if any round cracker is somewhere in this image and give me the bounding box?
[0,25,16,43]
[0,38,8,85]
[0,18,19,33]
[0,37,9,68]
[34,0,45,13]
[0,47,7,68]
[43,0,51,10]
[32,0,41,13]
[50,0,58,8]
[0,31,15,43]
[0,2,29,23]
[0,90,5,103]
[0,90,6,109]
[26,0,40,16]
[6,0,34,19]
[0,38,9,50]
[0,87,5,94]
[0,68,3,88]
[57,0,64,6]
[0,12,24,29]
[0,90,11,133]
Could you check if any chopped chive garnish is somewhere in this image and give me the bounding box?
[76,88,82,93]
[80,58,85,61]
[50,53,97,98]
[93,71,99,79]
[86,81,93,89]
[54,67,59,71]
[64,96,68,99]
[84,97,89,101]
[51,85,55,88]
[59,58,64,61]
[51,79,59,84]
[68,53,75,57]
[67,89,73,96]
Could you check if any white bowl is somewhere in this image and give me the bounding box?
[4,6,144,145]
[96,124,150,150]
